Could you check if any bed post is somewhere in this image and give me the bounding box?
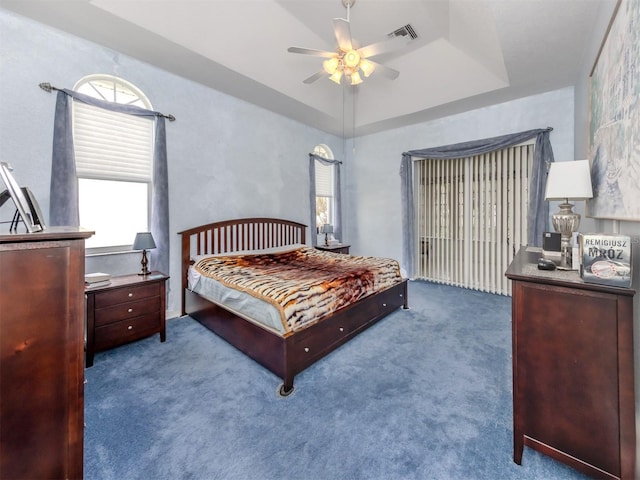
[180,231,190,316]
[402,280,409,310]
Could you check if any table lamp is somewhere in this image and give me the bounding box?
[319,224,333,246]
[544,160,593,267]
[132,232,156,275]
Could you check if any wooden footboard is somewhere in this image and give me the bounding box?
[179,218,409,395]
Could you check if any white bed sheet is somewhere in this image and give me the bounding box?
[187,244,308,335]
[188,267,286,334]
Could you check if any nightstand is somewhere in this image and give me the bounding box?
[315,244,350,254]
[85,272,169,367]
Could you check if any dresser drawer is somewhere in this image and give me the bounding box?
[94,313,161,350]
[95,296,160,326]
[94,282,160,309]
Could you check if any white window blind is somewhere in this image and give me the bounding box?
[315,161,334,197]
[73,101,153,182]
[415,143,533,295]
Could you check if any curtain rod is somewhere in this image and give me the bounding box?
[39,82,176,121]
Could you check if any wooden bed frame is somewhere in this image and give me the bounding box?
[179,217,408,395]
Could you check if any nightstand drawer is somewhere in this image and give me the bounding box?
[94,282,160,309]
[94,313,161,350]
[95,296,160,326]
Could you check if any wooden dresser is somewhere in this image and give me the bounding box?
[505,247,636,480]
[0,227,92,480]
[85,272,168,367]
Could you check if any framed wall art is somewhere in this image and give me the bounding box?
[588,0,640,220]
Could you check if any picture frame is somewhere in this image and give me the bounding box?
[0,162,44,233]
[587,0,640,220]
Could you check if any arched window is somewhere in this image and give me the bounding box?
[73,75,154,252]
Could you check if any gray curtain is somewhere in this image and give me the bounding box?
[309,153,342,247]
[50,88,171,276]
[50,91,78,226]
[400,127,554,277]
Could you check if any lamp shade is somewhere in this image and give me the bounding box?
[545,160,593,200]
[319,224,334,234]
[132,232,156,250]
[359,59,375,77]
[323,57,339,74]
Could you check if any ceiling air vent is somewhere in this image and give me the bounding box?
[388,24,418,40]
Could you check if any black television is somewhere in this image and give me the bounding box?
[0,162,44,233]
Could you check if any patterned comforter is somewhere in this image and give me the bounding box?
[194,246,402,332]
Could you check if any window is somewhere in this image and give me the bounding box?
[415,143,534,295]
[73,75,154,252]
[313,144,335,226]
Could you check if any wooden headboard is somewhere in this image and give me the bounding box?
[178,217,307,315]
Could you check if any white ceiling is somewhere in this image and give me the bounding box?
[1,0,616,137]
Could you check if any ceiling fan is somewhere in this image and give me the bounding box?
[287,0,408,86]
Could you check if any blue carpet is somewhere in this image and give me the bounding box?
[84,281,589,479]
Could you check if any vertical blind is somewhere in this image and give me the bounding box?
[416,143,533,295]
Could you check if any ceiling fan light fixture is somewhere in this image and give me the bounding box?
[359,59,375,77]
[329,70,343,84]
[323,57,340,74]
[344,49,360,68]
[288,0,403,86]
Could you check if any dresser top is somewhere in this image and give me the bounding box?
[0,226,94,243]
[506,246,636,296]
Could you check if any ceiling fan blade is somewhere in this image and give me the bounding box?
[288,47,335,58]
[303,71,327,84]
[357,35,408,59]
[368,60,400,80]
[333,18,353,51]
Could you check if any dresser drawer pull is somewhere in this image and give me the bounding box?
[382,303,387,307]
[304,347,309,353]
[339,327,344,332]
[127,325,133,330]
[128,308,133,313]
[128,292,133,297]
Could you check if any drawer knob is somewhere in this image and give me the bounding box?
[382,303,387,307]
[127,325,133,330]
[128,308,133,313]
[304,347,309,353]
[128,293,133,297]
[339,327,344,332]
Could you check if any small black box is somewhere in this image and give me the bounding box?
[543,232,561,252]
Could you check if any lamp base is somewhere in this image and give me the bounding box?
[138,249,151,276]
[552,201,580,269]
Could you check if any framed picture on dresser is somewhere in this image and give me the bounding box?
[0,162,44,233]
